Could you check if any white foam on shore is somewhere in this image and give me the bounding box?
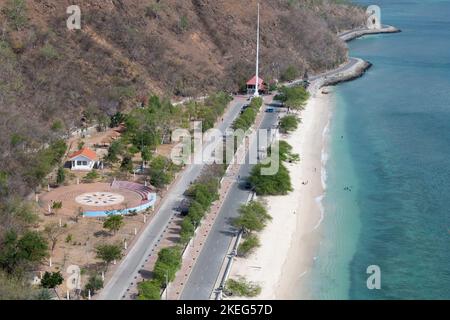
[315,115,331,230]
[320,118,330,190]
[314,195,325,230]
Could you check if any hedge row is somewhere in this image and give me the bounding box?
[232,97,263,132]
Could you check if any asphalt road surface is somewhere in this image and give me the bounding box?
[99,97,247,300]
[181,105,280,300]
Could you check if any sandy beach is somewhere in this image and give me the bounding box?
[228,87,334,299]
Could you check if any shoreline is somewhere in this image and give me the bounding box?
[228,87,334,299]
[226,25,400,301]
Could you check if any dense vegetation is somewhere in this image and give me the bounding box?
[232,97,263,132]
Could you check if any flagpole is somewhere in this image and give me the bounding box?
[254,2,260,97]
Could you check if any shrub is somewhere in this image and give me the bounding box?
[280,65,299,82]
[40,44,60,61]
[233,201,271,233]
[138,280,161,300]
[237,234,260,257]
[180,217,195,245]
[225,277,261,297]
[95,244,122,268]
[153,247,182,284]
[3,0,28,30]
[232,97,263,131]
[83,170,99,183]
[148,156,179,188]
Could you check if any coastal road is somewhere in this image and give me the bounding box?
[181,99,280,300]
[180,53,370,300]
[98,97,247,300]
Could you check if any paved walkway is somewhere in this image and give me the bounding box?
[169,96,272,299]
[98,97,246,300]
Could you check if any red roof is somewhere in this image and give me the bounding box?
[68,148,98,161]
[246,76,265,86]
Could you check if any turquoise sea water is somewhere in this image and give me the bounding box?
[308,0,450,299]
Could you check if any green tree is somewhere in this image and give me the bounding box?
[103,215,124,235]
[280,65,299,82]
[82,275,103,297]
[270,141,300,163]
[279,115,301,133]
[95,244,122,269]
[249,162,293,196]
[110,112,126,128]
[277,86,310,111]
[148,156,176,188]
[141,146,152,163]
[105,140,123,163]
[186,201,205,225]
[233,201,271,233]
[41,271,64,298]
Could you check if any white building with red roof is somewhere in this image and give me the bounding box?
[246,75,266,95]
[68,147,100,171]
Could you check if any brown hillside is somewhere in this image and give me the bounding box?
[0,0,365,195]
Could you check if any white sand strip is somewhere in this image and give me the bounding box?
[228,88,334,299]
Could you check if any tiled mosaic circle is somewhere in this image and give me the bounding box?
[75,192,125,206]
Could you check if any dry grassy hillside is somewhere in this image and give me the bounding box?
[0,0,365,195]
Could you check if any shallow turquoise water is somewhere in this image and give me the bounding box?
[309,0,450,299]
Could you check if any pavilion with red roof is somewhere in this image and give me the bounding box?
[246,75,266,95]
[68,147,101,171]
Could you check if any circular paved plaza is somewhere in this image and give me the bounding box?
[75,192,125,207]
[40,183,143,217]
